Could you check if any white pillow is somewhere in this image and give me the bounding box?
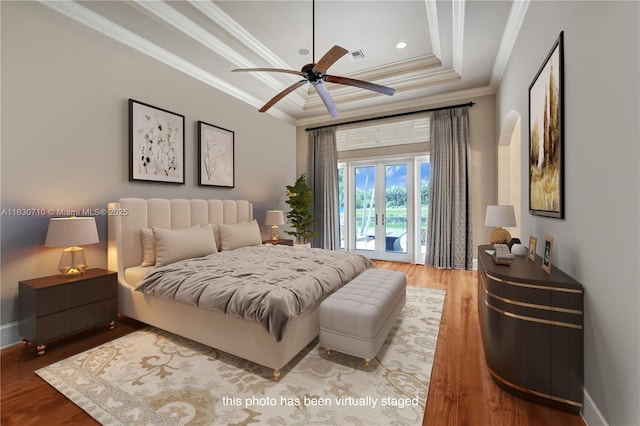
[153,225,217,266]
[218,220,262,251]
[140,227,156,267]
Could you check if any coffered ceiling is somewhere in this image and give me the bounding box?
[42,1,530,126]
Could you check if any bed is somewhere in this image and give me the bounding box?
[107,198,372,379]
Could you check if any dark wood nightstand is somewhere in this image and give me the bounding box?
[19,268,118,355]
[262,238,294,246]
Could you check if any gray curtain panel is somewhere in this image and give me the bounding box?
[425,107,473,269]
[307,127,339,249]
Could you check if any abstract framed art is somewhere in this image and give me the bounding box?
[129,99,185,184]
[197,121,235,187]
[529,31,564,218]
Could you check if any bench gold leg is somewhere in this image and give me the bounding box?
[326,348,332,356]
[364,358,371,367]
[273,369,281,381]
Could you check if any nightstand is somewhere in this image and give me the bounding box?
[262,238,294,246]
[19,268,117,355]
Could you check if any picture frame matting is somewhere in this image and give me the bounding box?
[197,121,235,188]
[129,99,185,184]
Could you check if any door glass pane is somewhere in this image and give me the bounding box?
[419,161,430,257]
[354,166,375,250]
[385,164,407,253]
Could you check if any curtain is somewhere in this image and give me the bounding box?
[307,127,339,249]
[425,107,473,269]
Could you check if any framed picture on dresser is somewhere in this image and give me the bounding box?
[542,235,553,273]
[528,235,537,261]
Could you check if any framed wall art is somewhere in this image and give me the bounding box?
[197,121,234,187]
[129,99,185,184]
[542,235,554,273]
[529,31,564,218]
[528,235,537,261]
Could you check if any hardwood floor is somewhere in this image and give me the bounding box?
[0,263,585,425]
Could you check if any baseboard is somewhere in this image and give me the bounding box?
[582,387,608,426]
[1,321,20,349]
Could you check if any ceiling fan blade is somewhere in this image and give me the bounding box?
[324,75,396,96]
[232,67,305,77]
[259,79,308,113]
[313,45,349,74]
[312,81,339,118]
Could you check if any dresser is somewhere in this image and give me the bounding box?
[477,245,583,413]
[19,268,117,355]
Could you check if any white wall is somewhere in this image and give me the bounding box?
[496,2,639,424]
[0,2,296,336]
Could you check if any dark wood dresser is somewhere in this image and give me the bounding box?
[477,245,583,413]
[19,268,117,355]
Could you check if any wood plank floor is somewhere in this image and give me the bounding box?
[1,262,586,425]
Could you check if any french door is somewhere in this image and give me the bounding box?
[339,155,429,263]
[339,159,411,262]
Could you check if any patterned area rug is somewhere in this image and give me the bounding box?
[36,286,445,426]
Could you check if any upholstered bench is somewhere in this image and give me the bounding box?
[319,268,406,366]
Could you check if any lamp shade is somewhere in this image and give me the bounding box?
[265,210,285,226]
[484,205,517,228]
[45,217,99,247]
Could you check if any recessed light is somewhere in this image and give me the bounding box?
[396,41,407,49]
[298,48,310,56]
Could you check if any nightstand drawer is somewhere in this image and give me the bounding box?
[28,298,117,344]
[19,268,118,353]
[29,275,115,316]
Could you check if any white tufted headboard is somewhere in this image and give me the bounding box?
[107,198,253,276]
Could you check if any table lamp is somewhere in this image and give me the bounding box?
[265,210,285,242]
[45,216,99,275]
[484,205,516,245]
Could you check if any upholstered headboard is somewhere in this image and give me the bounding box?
[107,198,253,275]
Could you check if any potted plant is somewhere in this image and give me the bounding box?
[284,174,317,246]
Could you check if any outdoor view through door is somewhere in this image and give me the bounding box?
[338,156,429,263]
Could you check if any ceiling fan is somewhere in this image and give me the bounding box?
[231,0,395,118]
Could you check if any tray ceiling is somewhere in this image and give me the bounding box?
[42,1,529,125]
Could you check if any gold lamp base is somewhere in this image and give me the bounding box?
[489,227,512,245]
[57,246,89,275]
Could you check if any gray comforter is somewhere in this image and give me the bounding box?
[136,245,374,341]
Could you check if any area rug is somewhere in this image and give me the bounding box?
[36,286,445,426]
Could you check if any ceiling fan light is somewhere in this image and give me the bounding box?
[396,41,408,49]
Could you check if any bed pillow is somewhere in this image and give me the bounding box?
[153,225,217,266]
[140,227,156,267]
[218,220,262,251]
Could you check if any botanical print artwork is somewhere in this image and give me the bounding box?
[198,121,234,187]
[529,32,563,218]
[129,100,184,183]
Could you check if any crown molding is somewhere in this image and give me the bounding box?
[39,1,297,124]
[451,0,466,75]
[135,1,306,108]
[490,0,530,88]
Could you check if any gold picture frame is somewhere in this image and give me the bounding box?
[528,236,537,261]
[542,235,553,273]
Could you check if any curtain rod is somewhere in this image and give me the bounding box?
[305,101,475,132]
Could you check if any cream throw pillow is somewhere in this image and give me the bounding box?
[153,225,217,266]
[140,227,156,267]
[218,220,262,251]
